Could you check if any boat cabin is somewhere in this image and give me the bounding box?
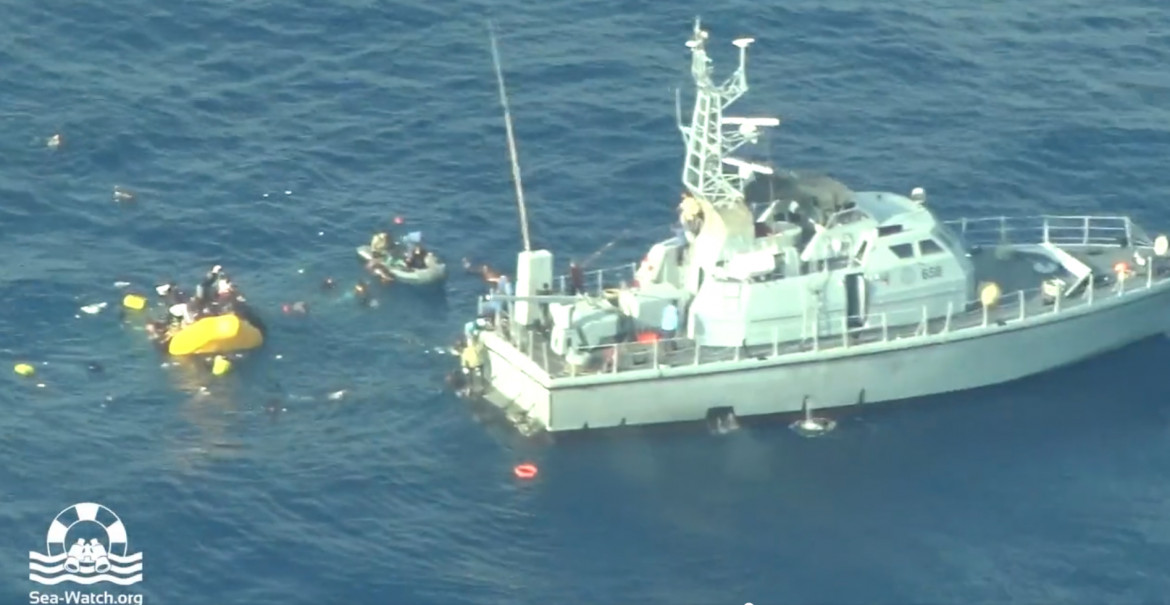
[630,174,976,347]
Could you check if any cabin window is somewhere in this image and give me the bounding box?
[918,239,945,256]
[889,243,915,259]
[878,225,903,237]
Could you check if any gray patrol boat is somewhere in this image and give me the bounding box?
[463,19,1170,435]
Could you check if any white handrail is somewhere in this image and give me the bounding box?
[544,263,1168,378]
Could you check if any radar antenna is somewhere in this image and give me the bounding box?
[675,18,780,209]
[488,21,532,252]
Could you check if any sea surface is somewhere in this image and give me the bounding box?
[3,0,1170,603]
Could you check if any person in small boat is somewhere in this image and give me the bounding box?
[369,232,390,259]
[405,244,428,270]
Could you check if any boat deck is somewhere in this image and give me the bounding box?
[476,215,1170,380]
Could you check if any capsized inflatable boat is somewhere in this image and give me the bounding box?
[167,312,264,356]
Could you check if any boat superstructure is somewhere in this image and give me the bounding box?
[463,19,1170,435]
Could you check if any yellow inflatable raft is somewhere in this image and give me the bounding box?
[167,313,264,356]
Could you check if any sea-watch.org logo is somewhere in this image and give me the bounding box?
[29,502,143,586]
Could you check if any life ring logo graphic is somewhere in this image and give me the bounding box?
[28,502,143,586]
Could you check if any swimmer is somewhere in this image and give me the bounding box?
[462,257,501,284]
[353,281,372,306]
[364,259,395,284]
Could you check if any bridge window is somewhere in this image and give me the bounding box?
[878,225,904,237]
[889,243,915,259]
[918,239,945,255]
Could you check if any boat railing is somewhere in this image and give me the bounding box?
[945,215,1149,248]
[537,258,1168,378]
[550,262,639,295]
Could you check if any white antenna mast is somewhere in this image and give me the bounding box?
[488,21,532,252]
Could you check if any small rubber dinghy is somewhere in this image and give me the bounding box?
[357,230,447,286]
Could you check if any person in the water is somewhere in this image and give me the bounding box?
[365,258,395,284]
[353,281,373,307]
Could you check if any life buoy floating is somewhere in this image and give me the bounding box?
[513,463,538,479]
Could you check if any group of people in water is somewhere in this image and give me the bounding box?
[144,265,247,348]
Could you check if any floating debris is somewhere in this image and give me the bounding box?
[113,281,131,288]
[113,186,135,202]
[326,390,347,401]
[79,302,108,315]
[46,133,62,149]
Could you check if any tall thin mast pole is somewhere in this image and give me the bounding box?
[488,22,532,252]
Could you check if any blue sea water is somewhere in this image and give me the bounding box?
[3,0,1170,603]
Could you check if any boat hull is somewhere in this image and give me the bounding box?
[478,281,1170,433]
[167,313,264,356]
[356,245,447,285]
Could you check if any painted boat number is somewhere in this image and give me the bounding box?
[921,265,943,280]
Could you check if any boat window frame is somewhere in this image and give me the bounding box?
[918,239,946,256]
[889,242,915,259]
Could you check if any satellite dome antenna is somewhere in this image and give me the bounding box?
[790,396,836,437]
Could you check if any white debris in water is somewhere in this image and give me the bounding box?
[80,302,108,315]
[113,281,131,288]
[327,390,346,401]
[274,354,283,360]
[284,190,292,195]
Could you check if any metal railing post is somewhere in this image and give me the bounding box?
[1082,217,1089,245]
[597,270,604,294]
[1088,273,1094,304]
[694,343,701,365]
[842,315,848,348]
[944,302,953,332]
[1018,290,1025,320]
[772,325,778,357]
[612,344,619,373]
[652,340,658,369]
[1042,217,1050,243]
[982,302,989,327]
[1054,287,1060,314]
[1148,260,1154,289]
[881,313,888,341]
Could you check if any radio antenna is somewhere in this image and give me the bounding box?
[488,21,532,252]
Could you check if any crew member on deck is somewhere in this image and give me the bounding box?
[569,260,585,295]
[660,301,679,341]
